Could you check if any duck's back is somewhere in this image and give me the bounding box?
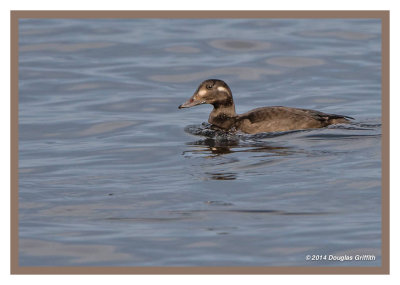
[236,106,351,134]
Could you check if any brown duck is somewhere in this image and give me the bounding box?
[178,79,353,134]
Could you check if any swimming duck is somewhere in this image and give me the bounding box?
[178,79,353,134]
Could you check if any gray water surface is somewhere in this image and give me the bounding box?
[18,18,381,266]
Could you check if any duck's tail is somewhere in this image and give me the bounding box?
[327,114,354,124]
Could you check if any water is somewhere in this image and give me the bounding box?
[18,18,381,266]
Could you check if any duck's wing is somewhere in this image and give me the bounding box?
[239,106,353,123]
[294,107,354,121]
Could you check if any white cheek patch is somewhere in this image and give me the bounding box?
[217,86,229,93]
[198,89,207,96]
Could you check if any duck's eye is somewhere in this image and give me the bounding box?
[206,84,213,90]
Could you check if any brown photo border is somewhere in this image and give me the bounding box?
[10,10,390,275]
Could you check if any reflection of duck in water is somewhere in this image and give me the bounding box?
[179,79,354,134]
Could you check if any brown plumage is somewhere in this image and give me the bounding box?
[178,79,353,134]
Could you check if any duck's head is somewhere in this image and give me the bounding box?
[178,79,233,109]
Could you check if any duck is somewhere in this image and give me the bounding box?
[178,79,353,134]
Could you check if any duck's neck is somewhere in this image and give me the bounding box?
[208,100,237,130]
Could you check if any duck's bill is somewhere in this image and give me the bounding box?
[178,97,205,109]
